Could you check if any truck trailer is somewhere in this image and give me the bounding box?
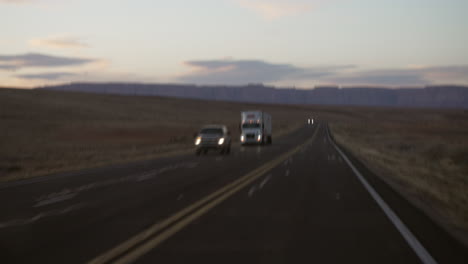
[240,111,272,145]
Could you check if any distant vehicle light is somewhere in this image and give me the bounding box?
[218,138,225,145]
[240,135,245,142]
[195,137,201,145]
[257,134,262,142]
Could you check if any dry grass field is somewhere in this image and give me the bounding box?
[1,87,467,238]
[0,88,314,182]
[328,107,468,236]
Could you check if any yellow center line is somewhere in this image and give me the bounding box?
[87,124,320,264]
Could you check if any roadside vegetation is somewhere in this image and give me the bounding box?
[328,107,468,237]
[0,88,310,182]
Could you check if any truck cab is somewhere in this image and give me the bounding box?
[194,125,231,155]
[240,111,272,145]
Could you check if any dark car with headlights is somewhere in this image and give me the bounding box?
[194,125,231,155]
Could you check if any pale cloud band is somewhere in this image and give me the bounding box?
[4,54,468,87]
[178,58,468,86]
[179,59,348,84]
[323,66,468,86]
[16,72,76,80]
[29,37,89,49]
[0,53,96,70]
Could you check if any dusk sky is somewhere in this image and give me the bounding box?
[1,0,467,88]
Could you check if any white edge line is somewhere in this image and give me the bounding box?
[326,125,438,264]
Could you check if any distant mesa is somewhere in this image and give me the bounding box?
[39,83,468,109]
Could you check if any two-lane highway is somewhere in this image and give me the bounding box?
[0,122,467,263]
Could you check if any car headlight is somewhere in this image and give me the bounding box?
[195,137,201,145]
[240,135,245,142]
[257,134,262,141]
[218,137,225,145]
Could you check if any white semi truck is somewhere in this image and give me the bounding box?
[240,111,272,145]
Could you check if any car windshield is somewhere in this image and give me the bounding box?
[242,123,260,129]
[200,128,223,134]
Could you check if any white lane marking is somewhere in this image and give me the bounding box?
[137,162,199,181]
[248,186,257,197]
[327,126,438,264]
[335,193,341,200]
[34,162,199,206]
[34,192,76,207]
[259,174,272,189]
[285,169,290,177]
[0,204,84,229]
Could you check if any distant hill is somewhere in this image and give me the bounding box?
[40,83,468,109]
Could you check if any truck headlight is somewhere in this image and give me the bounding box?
[195,137,201,145]
[240,135,245,142]
[218,137,225,145]
[257,134,262,142]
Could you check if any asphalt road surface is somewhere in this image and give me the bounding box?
[1,122,467,264]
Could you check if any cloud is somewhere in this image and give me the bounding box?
[178,58,468,86]
[235,0,313,20]
[324,65,468,86]
[16,72,77,80]
[178,58,353,85]
[0,64,17,70]
[325,69,427,86]
[0,53,96,70]
[30,37,89,49]
[15,69,157,82]
[6,69,159,88]
[418,65,468,81]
